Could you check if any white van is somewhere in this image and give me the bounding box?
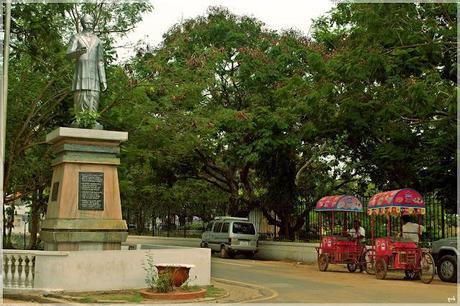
[201,216,258,258]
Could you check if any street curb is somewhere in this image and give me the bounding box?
[212,277,278,303]
[4,286,230,305]
[3,292,80,305]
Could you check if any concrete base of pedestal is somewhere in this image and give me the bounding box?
[40,127,128,251]
[41,218,128,251]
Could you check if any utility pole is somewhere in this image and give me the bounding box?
[0,1,12,301]
[1,0,11,238]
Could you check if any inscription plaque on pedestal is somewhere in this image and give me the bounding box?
[79,172,104,210]
[51,182,60,202]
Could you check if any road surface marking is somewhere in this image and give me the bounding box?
[212,259,252,267]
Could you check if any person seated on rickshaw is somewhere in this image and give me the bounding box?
[401,215,425,243]
[347,220,365,244]
[401,215,425,280]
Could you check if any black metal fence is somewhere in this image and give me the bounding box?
[126,195,457,243]
[299,195,458,242]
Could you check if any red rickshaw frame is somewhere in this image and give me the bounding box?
[367,189,435,283]
[315,195,371,273]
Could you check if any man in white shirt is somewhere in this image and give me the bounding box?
[402,215,425,243]
[348,220,365,243]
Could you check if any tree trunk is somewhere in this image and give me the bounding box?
[136,207,144,234]
[179,213,186,227]
[227,190,239,216]
[28,188,42,249]
[151,211,155,236]
[3,203,6,246]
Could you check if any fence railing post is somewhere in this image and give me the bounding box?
[441,203,445,238]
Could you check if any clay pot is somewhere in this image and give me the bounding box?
[155,264,193,287]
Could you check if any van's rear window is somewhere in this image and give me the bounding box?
[232,222,255,235]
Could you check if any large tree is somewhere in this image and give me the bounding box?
[311,2,457,210]
[128,7,359,238]
[4,1,152,248]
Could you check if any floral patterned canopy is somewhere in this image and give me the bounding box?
[315,195,363,212]
[367,189,425,216]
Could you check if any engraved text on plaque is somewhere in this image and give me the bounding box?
[78,172,104,210]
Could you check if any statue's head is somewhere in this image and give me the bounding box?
[80,14,95,31]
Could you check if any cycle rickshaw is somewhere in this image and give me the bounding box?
[315,195,371,273]
[367,189,435,283]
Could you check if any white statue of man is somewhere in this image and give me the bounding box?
[67,14,107,129]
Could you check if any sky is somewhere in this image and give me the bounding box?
[116,0,335,61]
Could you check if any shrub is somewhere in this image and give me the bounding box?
[143,253,174,293]
[74,110,100,128]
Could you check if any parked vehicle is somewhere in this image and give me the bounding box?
[432,237,458,283]
[315,195,372,273]
[368,189,435,284]
[201,216,258,259]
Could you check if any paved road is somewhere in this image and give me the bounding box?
[127,238,458,303]
[211,256,457,303]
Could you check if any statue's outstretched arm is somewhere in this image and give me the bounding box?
[66,35,86,58]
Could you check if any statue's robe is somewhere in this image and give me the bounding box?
[67,32,106,112]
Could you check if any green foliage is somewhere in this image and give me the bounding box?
[310,2,457,209]
[5,2,456,243]
[4,2,152,247]
[122,4,456,238]
[143,253,174,293]
[152,272,174,293]
[79,296,97,303]
[143,253,157,290]
[205,286,226,298]
[74,110,100,129]
[181,284,201,292]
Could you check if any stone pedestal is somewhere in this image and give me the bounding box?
[40,127,128,251]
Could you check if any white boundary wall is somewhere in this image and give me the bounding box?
[33,248,210,291]
[128,236,318,263]
[257,240,317,263]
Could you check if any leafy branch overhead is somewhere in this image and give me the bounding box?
[4,2,456,244]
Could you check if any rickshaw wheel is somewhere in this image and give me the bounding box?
[420,252,435,284]
[363,249,376,275]
[347,263,357,273]
[318,254,329,272]
[375,258,387,280]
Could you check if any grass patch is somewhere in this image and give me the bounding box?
[205,286,226,298]
[181,285,201,292]
[71,291,143,303]
[79,296,97,303]
[100,293,143,303]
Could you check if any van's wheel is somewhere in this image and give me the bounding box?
[437,254,457,283]
[246,252,255,259]
[347,263,357,273]
[200,241,208,248]
[220,246,228,258]
[318,254,329,272]
[375,258,387,280]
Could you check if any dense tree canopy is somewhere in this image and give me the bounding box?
[4,1,152,247]
[3,2,456,246]
[312,3,457,210]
